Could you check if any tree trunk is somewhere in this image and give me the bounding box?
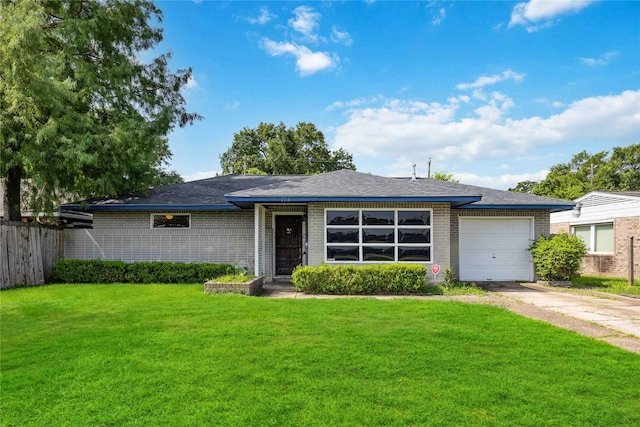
[3,166,22,221]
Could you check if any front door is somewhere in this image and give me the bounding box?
[275,215,303,276]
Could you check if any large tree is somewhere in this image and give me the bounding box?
[509,144,640,199]
[220,122,356,175]
[0,0,199,220]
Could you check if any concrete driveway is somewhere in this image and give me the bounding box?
[480,282,640,353]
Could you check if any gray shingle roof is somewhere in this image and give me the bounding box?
[65,170,574,211]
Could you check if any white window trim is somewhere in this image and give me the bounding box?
[150,213,191,229]
[572,222,614,254]
[324,208,433,264]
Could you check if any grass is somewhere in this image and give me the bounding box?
[2,284,639,426]
[209,274,256,283]
[571,275,640,297]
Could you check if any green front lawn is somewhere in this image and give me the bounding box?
[2,284,639,426]
[572,275,640,297]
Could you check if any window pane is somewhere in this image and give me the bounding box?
[363,246,395,261]
[362,210,394,225]
[153,214,189,228]
[363,228,394,243]
[399,229,430,243]
[574,226,592,251]
[398,211,430,226]
[327,246,359,261]
[327,211,359,225]
[594,223,614,253]
[327,228,359,243]
[398,246,430,262]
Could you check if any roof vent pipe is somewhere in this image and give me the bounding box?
[411,164,417,182]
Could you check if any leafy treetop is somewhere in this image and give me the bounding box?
[509,144,640,199]
[219,122,356,175]
[0,0,199,220]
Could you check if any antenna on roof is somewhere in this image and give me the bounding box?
[427,157,432,178]
[411,164,417,182]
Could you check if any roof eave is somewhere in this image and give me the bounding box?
[61,204,240,212]
[458,203,575,211]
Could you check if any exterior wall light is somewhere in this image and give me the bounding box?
[571,203,582,218]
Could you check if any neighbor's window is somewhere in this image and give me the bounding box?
[152,214,190,229]
[573,223,613,253]
[326,209,432,263]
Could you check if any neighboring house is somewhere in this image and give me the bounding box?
[62,170,574,282]
[0,183,93,227]
[551,191,640,278]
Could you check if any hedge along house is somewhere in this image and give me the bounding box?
[63,170,574,282]
[550,191,640,279]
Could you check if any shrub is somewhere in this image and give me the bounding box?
[291,264,428,295]
[530,233,587,282]
[52,260,236,284]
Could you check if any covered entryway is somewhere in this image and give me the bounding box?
[459,217,534,282]
[274,215,303,276]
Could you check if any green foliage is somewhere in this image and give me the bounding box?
[509,144,640,199]
[211,274,256,283]
[219,122,356,175]
[292,264,428,294]
[52,259,235,284]
[432,172,459,183]
[0,0,199,219]
[443,266,456,286]
[3,285,640,426]
[530,234,588,281]
[571,275,640,296]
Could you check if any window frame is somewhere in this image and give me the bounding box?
[572,222,614,254]
[324,208,433,264]
[150,213,191,229]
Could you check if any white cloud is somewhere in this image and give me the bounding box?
[289,6,321,43]
[453,170,549,190]
[332,90,640,174]
[509,0,597,31]
[578,50,619,66]
[261,38,337,76]
[457,70,525,90]
[185,76,199,89]
[497,164,512,170]
[331,26,353,46]
[248,7,276,25]
[225,101,240,111]
[184,170,220,182]
[432,8,446,26]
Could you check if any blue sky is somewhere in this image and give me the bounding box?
[155,0,640,189]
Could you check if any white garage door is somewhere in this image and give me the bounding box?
[459,218,533,282]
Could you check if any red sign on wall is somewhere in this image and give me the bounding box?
[431,264,441,275]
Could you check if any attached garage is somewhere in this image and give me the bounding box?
[459,217,534,282]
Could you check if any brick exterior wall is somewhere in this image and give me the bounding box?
[307,202,450,269]
[551,217,640,278]
[450,209,550,279]
[64,210,255,272]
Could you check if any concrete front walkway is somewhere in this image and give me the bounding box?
[262,281,640,353]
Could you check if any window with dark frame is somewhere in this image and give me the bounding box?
[152,214,190,228]
[326,209,432,263]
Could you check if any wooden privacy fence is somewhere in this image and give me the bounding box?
[0,221,64,289]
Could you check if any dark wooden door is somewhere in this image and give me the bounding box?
[275,216,303,276]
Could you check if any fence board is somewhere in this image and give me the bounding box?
[0,222,64,289]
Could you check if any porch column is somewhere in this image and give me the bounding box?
[254,204,265,276]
